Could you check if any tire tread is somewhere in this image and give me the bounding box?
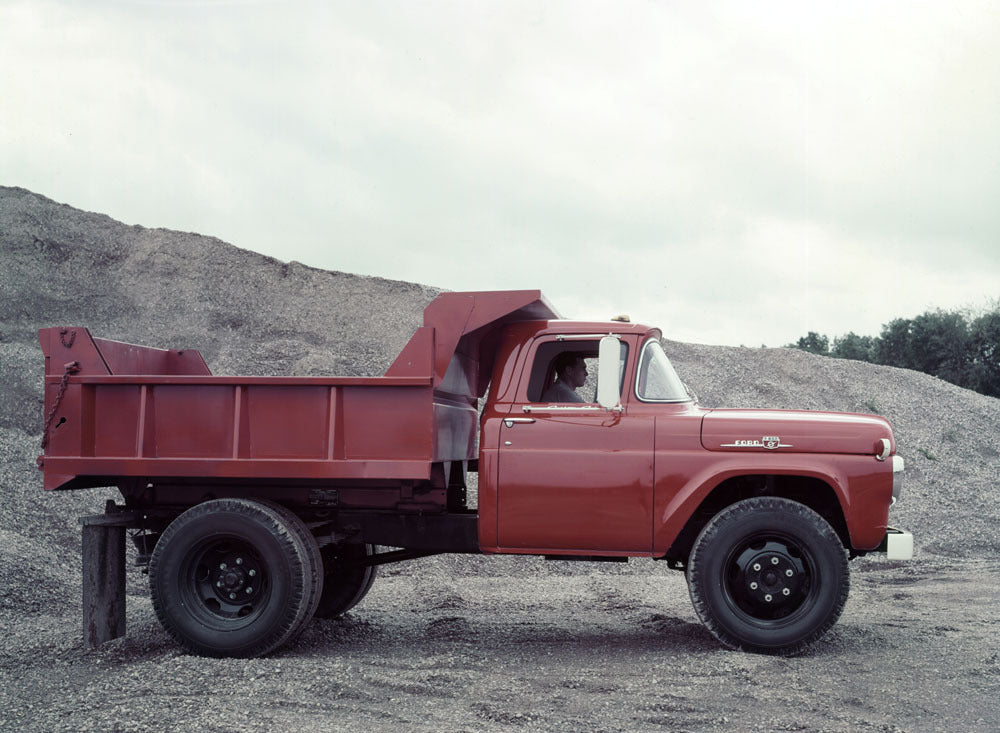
[686,497,849,655]
[149,498,315,658]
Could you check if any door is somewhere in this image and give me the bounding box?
[496,338,654,553]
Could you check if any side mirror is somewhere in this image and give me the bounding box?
[597,335,622,410]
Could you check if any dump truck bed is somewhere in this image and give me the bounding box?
[38,328,435,491]
[38,290,560,492]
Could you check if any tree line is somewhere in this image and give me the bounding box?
[789,305,1000,398]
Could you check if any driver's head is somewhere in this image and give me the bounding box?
[554,353,587,389]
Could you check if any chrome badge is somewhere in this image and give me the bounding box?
[721,435,793,450]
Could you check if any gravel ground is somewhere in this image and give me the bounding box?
[2,187,999,731]
[1,558,998,732]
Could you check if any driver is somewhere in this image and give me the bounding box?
[541,353,587,403]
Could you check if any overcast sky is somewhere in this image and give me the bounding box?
[3,1,998,346]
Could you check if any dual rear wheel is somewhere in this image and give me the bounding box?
[316,543,379,619]
[149,498,376,657]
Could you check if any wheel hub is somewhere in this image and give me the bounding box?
[744,549,801,604]
[728,538,811,620]
[205,552,264,604]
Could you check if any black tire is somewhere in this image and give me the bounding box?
[255,500,324,642]
[686,497,849,655]
[314,543,378,619]
[149,498,319,658]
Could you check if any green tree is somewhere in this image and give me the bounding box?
[790,304,1000,399]
[908,310,971,387]
[876,318,915,369]
[794,331,829,355]
[831,332,876,362]
[969,309,1000,397]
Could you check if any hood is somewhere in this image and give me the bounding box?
[701,409,895,457]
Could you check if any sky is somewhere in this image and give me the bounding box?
[2,1,998,347]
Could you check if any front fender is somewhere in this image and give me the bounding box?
[652,452,893,556]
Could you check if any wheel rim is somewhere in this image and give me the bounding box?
[723,533,815,625]
[178,536,271,628]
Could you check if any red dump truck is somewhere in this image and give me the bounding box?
[38,290,911,657]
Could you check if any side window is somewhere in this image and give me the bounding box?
[525,340,628,403]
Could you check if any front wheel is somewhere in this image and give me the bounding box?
[686,497,849,655]
[149,498,321,657]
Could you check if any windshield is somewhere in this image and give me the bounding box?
[636,340,690,402]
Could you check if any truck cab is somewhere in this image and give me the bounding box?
[480,319,676,555]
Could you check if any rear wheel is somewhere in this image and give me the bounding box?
[255,500,323,642]
[149,498,320,658]
[686,497,849,655]
[314,543,378,619]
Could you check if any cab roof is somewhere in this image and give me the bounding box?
[385,290,660,393]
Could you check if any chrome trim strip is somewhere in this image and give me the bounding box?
[555,333,623,341]
[720,439,793,449]
[523,405,603,413]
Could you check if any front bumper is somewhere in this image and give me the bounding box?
[892,454,905,502]
[877,527,914,560]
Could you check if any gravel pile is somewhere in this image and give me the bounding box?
[1,186,998,732]
[3,186,997,562]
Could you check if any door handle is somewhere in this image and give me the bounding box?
[504,418,536,427]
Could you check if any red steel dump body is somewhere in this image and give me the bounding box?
[38,290,558,493]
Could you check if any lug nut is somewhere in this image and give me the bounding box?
[771,557,779,565]
[764,594,772,602]
[750,582,758,590]
[753,563,761,571]
[229,593,236,600]
[782,588,791,596]
[219,563,227,570]
[786,569,794,577]
[236,557,243,565]
[216,581,222,588]
[248,569,256,577]
[246,587,253,594]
